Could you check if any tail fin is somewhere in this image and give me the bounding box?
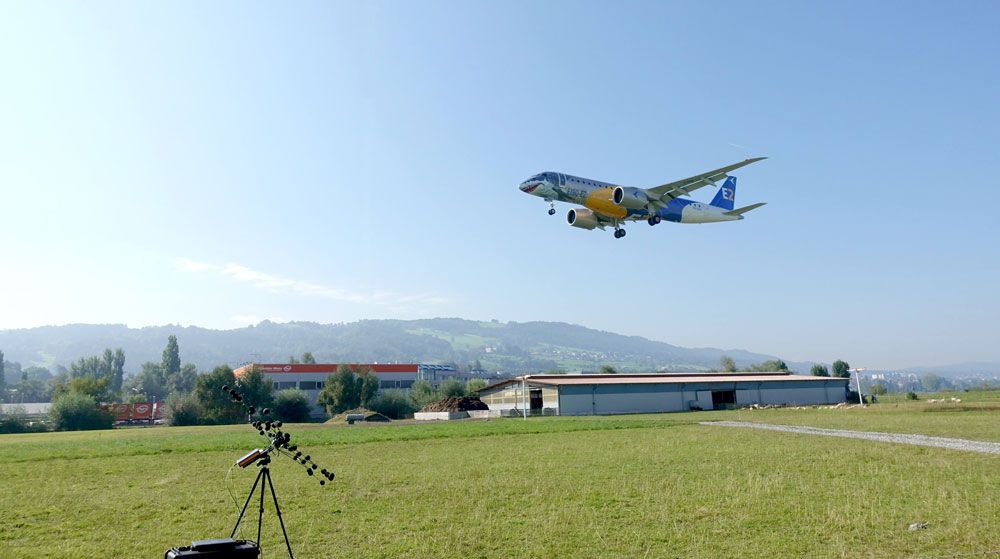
[710,176,737,210]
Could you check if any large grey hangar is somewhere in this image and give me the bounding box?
[478,372,850,416]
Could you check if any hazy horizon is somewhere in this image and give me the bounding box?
[2,3,998,370]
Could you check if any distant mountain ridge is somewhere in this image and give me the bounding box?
[0,318,808,375]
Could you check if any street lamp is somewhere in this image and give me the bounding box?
[848,368,867,405]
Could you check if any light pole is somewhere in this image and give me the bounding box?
[849,368,867,405]
[522,375,529,420]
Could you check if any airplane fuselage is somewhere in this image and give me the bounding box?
[520,172,743,224]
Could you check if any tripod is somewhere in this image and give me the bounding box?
[231,458,295,559]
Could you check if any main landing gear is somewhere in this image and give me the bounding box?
[547,201,556,216]
[647,215,661,226]
[613,227,627,239]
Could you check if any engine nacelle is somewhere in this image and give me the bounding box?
[612,186,650,210]
[567,208,600,230]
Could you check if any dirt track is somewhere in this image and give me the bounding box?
[702,421,1000,455]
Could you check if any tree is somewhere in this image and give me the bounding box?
[50,391,113,431]
[810,364,830,377]
[236,365,274,411]
[316,365,360,416]
[300,352,316,364]
[109,348,125,394]
[719,356,737,373]
[749,359,789,372]
[12,379,50,403]
[0,350,5,390]
[193,365,243,424]
[287,356,300,364]
[832,360,851,378]
[921,373,942,392]
[408,380,437,408]
[870,382,888,396]
[168,363,199,395]
[52,376,113,403]
[599,365,618,375]
[162,336,181,378]
[125,362,168,403]
[437,378,465,398]
[272,389,312,423]
[465,378,487,395]
[357,369,379,408]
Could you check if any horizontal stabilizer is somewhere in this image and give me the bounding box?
[724,202,766,216]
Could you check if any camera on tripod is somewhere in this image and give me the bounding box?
[164,384,335,559]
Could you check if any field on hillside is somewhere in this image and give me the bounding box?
[0,400,997,558]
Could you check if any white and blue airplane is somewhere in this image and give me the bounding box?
[518,157,767,238]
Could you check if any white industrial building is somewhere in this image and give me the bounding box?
[478,373,850,415]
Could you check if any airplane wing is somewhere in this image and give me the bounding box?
[647,157,766,200]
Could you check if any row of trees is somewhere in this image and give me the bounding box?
[717,356,792,373]
[312,365,487,419]
[809,360,851,378]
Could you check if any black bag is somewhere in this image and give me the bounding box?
[164,538,260,558]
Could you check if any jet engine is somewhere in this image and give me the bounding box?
[567,208,601,230]
[612,186,651,210]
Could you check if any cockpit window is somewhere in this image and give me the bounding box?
[528,174,545,182]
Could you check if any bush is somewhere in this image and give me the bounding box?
[906,391,919,401]
[50,392,114,431]
[166,392,203,426]
[272,389,312,423]
[368,389,416,420]
[0,405,29,434]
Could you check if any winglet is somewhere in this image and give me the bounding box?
[724,202,766,216]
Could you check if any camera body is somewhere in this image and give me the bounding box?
[165,538,260,558]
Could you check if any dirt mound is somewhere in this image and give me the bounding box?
[420,396,489,413]
[324,408,391,424]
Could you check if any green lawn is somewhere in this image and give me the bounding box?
[0,401,997,558]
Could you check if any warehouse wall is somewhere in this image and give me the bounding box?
[555,380,848,415]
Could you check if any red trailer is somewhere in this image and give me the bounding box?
[131,402,153,421]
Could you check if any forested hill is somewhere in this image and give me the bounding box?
[0,318,802,375]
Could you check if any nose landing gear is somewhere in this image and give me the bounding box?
[547,201,556,216]
[613,228,626,239]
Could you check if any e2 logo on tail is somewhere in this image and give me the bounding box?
[722,188,734,201]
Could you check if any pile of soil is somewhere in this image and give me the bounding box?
[420,396,489,413]
[324,408,391,423]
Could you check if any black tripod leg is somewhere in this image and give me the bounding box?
[265,469,295,559]
[231,467,265,538]
[257,469,266,547]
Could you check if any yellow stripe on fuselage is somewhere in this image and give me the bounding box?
[583,187,626,219]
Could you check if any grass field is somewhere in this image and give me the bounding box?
[0,397,997,558]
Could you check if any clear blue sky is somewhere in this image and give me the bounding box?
[1,1,998,369]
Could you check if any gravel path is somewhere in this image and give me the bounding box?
[701,421,1000,455]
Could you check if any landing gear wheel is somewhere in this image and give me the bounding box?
[547,201,556,216]
[548,208,556,216]
[652,215,661,225]
[614,229,626,239]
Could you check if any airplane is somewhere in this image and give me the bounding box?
[518,157,767,239]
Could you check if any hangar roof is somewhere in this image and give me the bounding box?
[480,373,847,392]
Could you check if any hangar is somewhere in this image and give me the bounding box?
[478,372,850,416]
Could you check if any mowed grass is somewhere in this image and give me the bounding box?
[0,403,997,558]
